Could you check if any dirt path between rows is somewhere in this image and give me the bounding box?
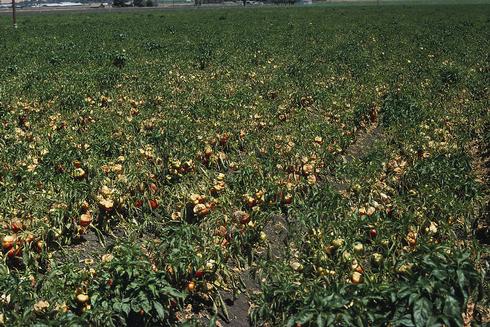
[327,123,385,194]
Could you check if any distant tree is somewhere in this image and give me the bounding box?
[113,0,125,6]
[145,0,155,6]
[133,0,144,6]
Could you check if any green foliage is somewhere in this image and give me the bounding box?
[252,247,478,326]
[113,51,128,68]
[89,243,186,325]
[381,94,425,129]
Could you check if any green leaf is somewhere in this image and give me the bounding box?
[316,314,325,327]
[456,269,466,292]
[398,287,412,299]
[298,312,314,324]
[326,314,335,326]
[356,315,365,327]
[340,312,353,325]
[208,315,217,327]
[141,297,151,313]
[456,251,471,264]
[393,314,415,326]
[154,301,166,320]
[409,294,420,307]
[413,297,432,327]
[121,303,131,316]
[148,284,157,296]
[218,292,230,323]
[91,293,98,305]
[426,315,441,327]
[162,287,186,299]
[431,270,445,281]
[443,312,457,326]
[113,302,121,312]
[442,296,460,318]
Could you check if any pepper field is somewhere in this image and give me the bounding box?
[0,3,489,326]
